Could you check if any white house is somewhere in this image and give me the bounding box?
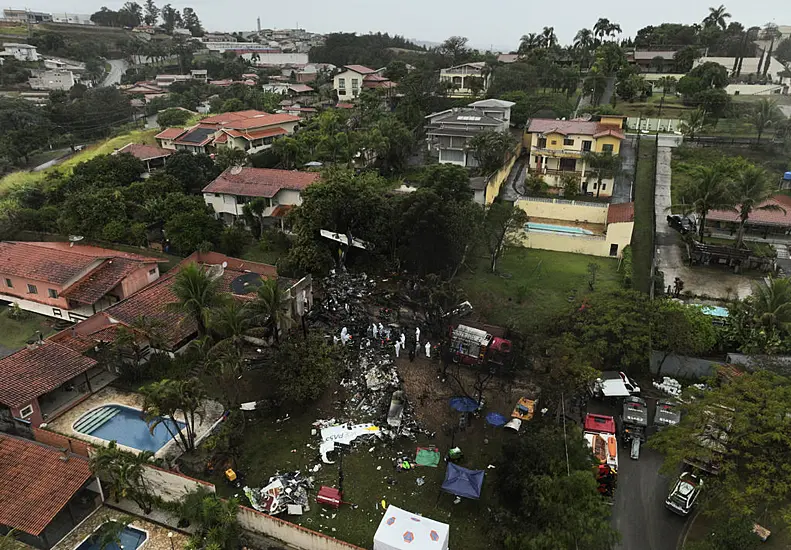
[2,43,39,62]
[28,69,76,91]
[694,56,791,85]
[202,167,320,228]
[50,13,94,25]
[332,64,395,100]
[439,62,490,97]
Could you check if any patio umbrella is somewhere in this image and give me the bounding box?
[485,412,508,427]
[449,397,478,412]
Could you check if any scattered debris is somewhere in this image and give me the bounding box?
[416,477,425,486]
[318,422,381,464]
[244,471,313,515]
[415,447,440,467]
[654,377,682,396]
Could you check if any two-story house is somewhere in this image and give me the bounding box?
[439,62,489,97]
[332,65,395,100]
[0,241,163,321]
[425,100,514,167]
[202,167,320,228]
[155,110,300,155]
[525,116,625,198]
[2,42,39,62]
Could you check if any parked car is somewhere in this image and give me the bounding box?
[665,471,703,515]
[667,214,695,234]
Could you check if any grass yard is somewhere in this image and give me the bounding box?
[0,127,159,196]
[0,25,29,37]
[0,309,55,353]
[457,248,622,331]
[240,240,287,266]
[632,138,657,294]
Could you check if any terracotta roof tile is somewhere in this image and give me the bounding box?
[202,167,319,198]
[343,64,376,74]
[0,241,102,285]
[0,342,98,407]
[19,242,163,263]
[0,435,92,536]
[155,127,187,140]
[236,127,288,141]
[708,194,791,226]
[607,202,635,224]
[223,113,299,130]
[528,118,625,139]
[116,143,173,161]
[60,257,148,304]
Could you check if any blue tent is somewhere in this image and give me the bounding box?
[449,397,478,412]
[485,412,508,427]
[441,463,484,499]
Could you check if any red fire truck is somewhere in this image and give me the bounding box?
[449,324,512,367]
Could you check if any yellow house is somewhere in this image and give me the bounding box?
[525,116,626,198]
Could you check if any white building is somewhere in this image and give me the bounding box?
[50,13,94,25]
[28,69,76,91]
[439,62,490,97]
[240,52,309,66]
[2,43,39,62]
[694,56,791,85]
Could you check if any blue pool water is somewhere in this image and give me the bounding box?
[73,405,185,452]
[525,222,594,236]
[75,524,147,550]
[693,304,729,318]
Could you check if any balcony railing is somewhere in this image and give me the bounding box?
[531,147,587,156]
[531,168,584,177]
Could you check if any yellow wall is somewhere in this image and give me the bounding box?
[484,141,522,205]
[595,135,621,154]
[605,221,634,257]
[513,229,610,256]
[600,116,625,129]
[544,132,566,150]
[515,198,609,224]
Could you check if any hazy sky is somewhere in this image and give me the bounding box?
[38,0,784,50]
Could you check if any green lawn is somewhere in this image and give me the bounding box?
[0,128,159,196]
[240,241,286,266]
[0,309,55,352]
[457,248,622,331]
[632,138,657,294]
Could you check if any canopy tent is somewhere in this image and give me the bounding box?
[441,463,484,499]
[373,505,449,550]
[486,412,508,426]
[449,397,478,412]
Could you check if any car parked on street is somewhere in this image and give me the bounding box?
[665,471,703,516]
[667,214,695,235]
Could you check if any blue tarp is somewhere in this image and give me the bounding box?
[449,397,478,412]
[485,412,508,426]
[441,463,484,499]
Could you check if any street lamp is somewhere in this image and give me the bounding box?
[168,532,174,550]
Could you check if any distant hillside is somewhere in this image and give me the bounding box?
[29,23,135,60]
[309,32,426,68]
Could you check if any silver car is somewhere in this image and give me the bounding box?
[665,472,702,516]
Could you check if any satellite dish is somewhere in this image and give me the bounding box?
[230,165,243,175]
[68,235,84,242]
[204,263,225,281]
[222,261,228,268]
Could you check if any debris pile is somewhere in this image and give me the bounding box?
[243,471,314,516]
[654,377,682,396]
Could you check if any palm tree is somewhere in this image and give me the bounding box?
[94,518,134,550]
[540,27,557,48]
[245,278,291,344]
[518,33,541,55]
[657,76,678,98]
[593,18,611,42]
[574,28,594,50]
[681,108,707,140]
[89,441,155,514]
[749,98,781,142]
[670,164,733,242]
[140,378,206,451]
[168,262,226,337]
[729,164,785,248]
[583,151,621,198]
[751,276,791,332]
[703,5,731,30]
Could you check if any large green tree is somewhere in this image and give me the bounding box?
[140,377,206,451]
[729,164,785,247]
[271,333,343,403]
[177,488,240,550]
[169,262,227,337]
[469,130,515,176]
[89,441,155,514]
[653,300,717,375]
[484,201,529,273]
[748,98,782,142]
[671,163,733,241]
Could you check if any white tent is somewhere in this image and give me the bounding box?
[373,505,450,550]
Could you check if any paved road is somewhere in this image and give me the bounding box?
[100,59,128,87]
[586,398,687,550]
[611,135,636,204]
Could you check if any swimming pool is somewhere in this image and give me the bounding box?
[75,523,147,550]
[692,304,729,318]
[525,222,594,236]
[73,404,185,453]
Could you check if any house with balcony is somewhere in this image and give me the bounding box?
[155,110,300,155]
[332,65,395,100]
[1,42,40,61]
[203,167,319,228]
[439,62,489,97]
[525,116,626,198]
[425,100,514,167]
[0,241,163,321]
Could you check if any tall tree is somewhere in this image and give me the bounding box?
[160,4,181,33]
[540,26,557,48]
[143,0,159,25]
[653,300,717,375]
[483,201,529,273]
[469,130,516,176]
[271,333,342,403]
[671,163,732,241]
[177,488,240,550]
[749,98,781,142]
[89,441,155,514]
[680,107,706,140]
[140,378,206,451]
[180,7,203,36]
[729,164,785,248]
[120,2,143,26]
[703,4,731,30]
[246,278,291,344]
[439,36,469,66]
[583,151,621,198]
[168,262,227,337]
[518,33,541,55]
[751,276,791,333]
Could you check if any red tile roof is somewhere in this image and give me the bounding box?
[707,194,791,226]
[336,102,354,109]
[237,127,288,141]
[60,257,146,304]
[116,143,173,161]
[202,167,319,198]
[527,118,625,140]
[19,242,163,263]
[155,127,187,140]
[288,84,314,93]
[201,111,255,124]
[0,241,103,285]
[607,202,635,224]
[271,204,294,218]
[0,435,92,536]
[343,64,376,74]
[223,113,300,130]
[0,342,98,407]
[363,74,389,82]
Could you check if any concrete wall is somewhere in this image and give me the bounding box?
[0,273,69,308]
[485,148,519,205]
[237,506,365,550]
[33,426,91,457]
[141,465,216,501]
[649,351,721,379]
[119,263,160,298]
[514,230,609,256]
[515,197,609,224]
[605,221,634,258]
